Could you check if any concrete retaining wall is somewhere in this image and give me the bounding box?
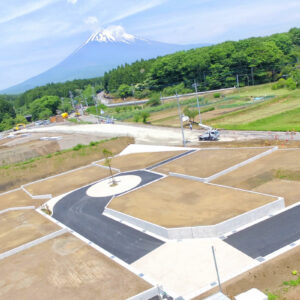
[104,197,285,240]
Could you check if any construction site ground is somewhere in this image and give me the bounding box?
[0,136,133,192]
[97,150,185,171]
[0,189,44,210]
[0,210,59,253]
[108,176,274,227]
[0,233,152,300]
[214,149,300,206]
[154,147,266,178]
[25,165,115,197]
[196,245,300,300]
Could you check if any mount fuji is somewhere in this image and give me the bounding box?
[2,26,209,94]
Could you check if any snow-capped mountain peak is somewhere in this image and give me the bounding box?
[85,25,136,44]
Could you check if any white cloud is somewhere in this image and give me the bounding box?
[108,0,168,23]
[85,16,98,24]
[67,0,77,4]
[0,0,58,24]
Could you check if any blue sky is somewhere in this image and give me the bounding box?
[1,0,300,90]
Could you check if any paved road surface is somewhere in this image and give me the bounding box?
[25,122,300,146]
[225,205,300,258]
[53,170,164,264]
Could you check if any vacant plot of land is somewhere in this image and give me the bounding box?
[0,189,44,211]
[214,149,300,206]
[196,246,300,300]
[0,210,59,253]
[0,136,133,192]
[97,150,185,171]
[0,233,152,300]
[209,89,300,128]
[109,176,274,227]
[154,148,266,178]
[25,166,115,197]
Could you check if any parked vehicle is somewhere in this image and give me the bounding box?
[198,130,220,141]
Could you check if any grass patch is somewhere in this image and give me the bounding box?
[275,169,300,181]
[215,107,300,131]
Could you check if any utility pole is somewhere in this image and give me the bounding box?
[131,84,135,97]
[236,74,239,89]
[212,246,222,293]
[193,79,202,124]
[69,91,75,110]
[176,91,186,147]
[251,67,254,86]
[92,86,100,124]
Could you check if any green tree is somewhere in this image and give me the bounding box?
[30,96,60,120]
[183,107,198,123]
[117,84,131,98]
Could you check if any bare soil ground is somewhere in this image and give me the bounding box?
[109,176,274,227]
[214,149,300,206]
[0,136,133,192]
[195,139,300,149]
[150,107,244,127]
[154,148,266,178]
[196,246,300,300]
[0,210,59,253]
[0,189,45,210]
[97,150,185,171]
[25,166,115,197]
[0,233,152,300]
[0,132,118,166]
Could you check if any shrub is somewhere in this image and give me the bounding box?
[72,144,84,151]
[133,113,140,122]
[147,95,161,107]
[214,93,221,98]
[286,78,297,90]
[141,111,150,123]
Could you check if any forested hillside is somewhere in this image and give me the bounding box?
[103,28,300,93]
[0,28,299,131]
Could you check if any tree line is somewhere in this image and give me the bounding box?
[0,27,299,131]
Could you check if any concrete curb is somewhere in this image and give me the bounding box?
[205,146,278,182]
[0,228,68,260]
[104,196,284,240]
[0,206,35,215]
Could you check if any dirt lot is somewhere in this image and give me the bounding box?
[25,166,115,197]
[0,189,45,210]
[97,150,185,171]
[0,210,59,253]
[150,107,244,127]
[109,176,274,227]
[0,233,152,300]
[214,149,300,206]
[0,136,133,192]
[154,147,266,178]
[196,246,300,300]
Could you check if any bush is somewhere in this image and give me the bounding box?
[133,113,140,122]
[141,111,150,123]
[277,78,286,88]
[147,95,161,107]
[89,141,97,146]
[214,93,221,98]
[286,78,297,90]
[72,144,84,151]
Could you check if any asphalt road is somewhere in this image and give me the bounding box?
[225,204,300,258]
[53,170,164,264]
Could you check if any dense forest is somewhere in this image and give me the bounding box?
[0,28,299,131]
